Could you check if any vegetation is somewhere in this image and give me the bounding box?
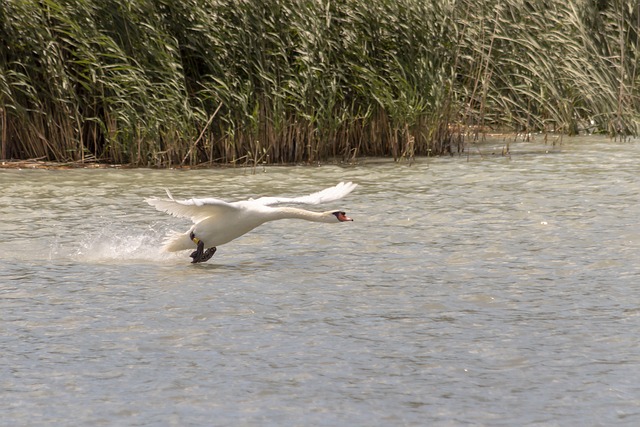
[1,0,639,166]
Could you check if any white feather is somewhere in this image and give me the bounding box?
[250,181,358,206]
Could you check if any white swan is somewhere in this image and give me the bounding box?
[146,181,357,263]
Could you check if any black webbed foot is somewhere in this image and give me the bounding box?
[200,247,217,262]
[189,232,216,263]
[190,240,205,263]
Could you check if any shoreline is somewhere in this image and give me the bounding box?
[0,159,130,170]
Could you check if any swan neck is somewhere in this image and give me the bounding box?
[270,207,329,222]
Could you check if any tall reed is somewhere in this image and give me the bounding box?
[1,0,638,166]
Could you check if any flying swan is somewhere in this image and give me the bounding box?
[146,181,357,263]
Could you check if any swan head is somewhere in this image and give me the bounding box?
[332,211,353,222]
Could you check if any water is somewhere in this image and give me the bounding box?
[1,135,639,426]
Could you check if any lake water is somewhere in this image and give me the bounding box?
[1,135,639,426]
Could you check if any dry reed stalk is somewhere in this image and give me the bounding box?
[0,0,638,166]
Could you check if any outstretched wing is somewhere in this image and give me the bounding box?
[250,181,358,206]
[145,189,238,223]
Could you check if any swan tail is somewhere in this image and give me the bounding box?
[162,231,195,252]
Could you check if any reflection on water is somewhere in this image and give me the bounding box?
[1,136,640,426]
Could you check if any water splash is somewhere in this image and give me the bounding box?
[53,222,181,264]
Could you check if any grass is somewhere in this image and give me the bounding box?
[0,0,638,166]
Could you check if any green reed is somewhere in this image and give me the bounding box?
[0,0,638,166]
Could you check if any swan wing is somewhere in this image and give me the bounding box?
[250,181,357,206]
[146,189,238,223]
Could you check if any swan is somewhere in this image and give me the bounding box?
[146,181,357,263]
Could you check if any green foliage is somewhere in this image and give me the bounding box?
[0,0,638,165]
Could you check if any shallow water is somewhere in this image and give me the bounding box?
[1,135,640,426]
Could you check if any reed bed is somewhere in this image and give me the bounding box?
[1,0,638,166]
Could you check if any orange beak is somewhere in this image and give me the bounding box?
[337,212,353,222]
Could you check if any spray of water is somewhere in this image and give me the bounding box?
[50,221,182,264]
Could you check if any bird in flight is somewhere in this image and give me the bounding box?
[146,182,357,263]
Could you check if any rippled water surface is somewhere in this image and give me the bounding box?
[2,136,640,426]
